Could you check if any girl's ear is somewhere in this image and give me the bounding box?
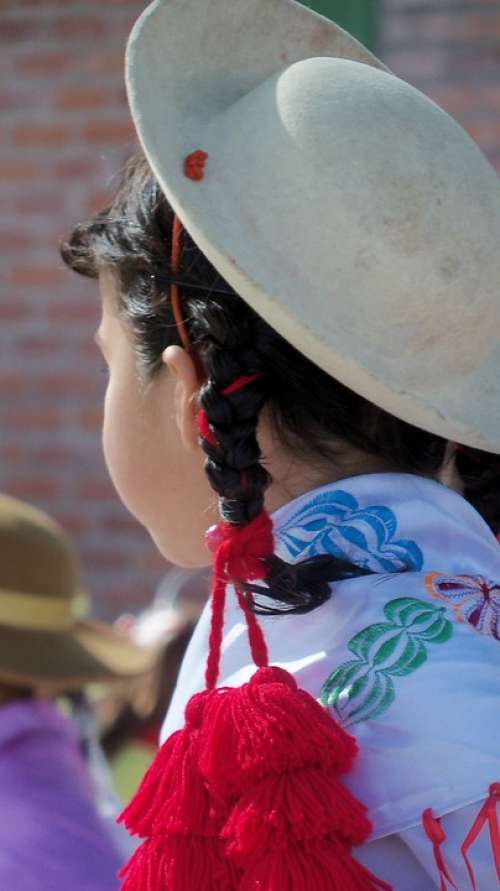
[162,346,201,452]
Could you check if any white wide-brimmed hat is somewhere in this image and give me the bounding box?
[126,0,500,454]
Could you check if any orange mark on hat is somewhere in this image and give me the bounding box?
[184,149,208,181]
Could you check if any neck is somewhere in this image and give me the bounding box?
[263,436,396,516]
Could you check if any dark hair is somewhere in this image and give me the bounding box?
[61,156,500,613]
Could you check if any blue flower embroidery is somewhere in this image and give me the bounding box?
[278,490,423,572]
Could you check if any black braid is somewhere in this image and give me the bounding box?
[190,299,270,525]
[189,293,373,612]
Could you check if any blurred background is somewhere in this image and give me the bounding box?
[1,0,500,622]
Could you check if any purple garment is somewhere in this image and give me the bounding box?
[0,699,121,890]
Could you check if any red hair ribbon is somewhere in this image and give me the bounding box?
[197,373,263,449]
[461,783,500,890]
[169,215,191,354]
[422,809,458,891]
[168,149,208,359]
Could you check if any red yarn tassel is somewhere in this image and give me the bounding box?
[237,841,391,891]
[120,833,238,891]
[198,665,389,890]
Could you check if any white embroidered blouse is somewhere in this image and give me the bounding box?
[162,473,500,890]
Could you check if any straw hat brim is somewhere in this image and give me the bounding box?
[0,620,154,690]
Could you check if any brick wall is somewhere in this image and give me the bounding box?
[381,0,500,172]
[0,0,165,622]
[1,0,499,620]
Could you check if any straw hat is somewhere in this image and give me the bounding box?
[0,495,153,689]
[126,0,500,454]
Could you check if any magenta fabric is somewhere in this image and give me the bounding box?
[0,699,121,890]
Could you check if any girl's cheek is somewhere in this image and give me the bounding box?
[101,374,153,524]
[101,378,130,499]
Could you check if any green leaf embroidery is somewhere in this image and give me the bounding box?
[320,597,453,725]
[348,623,394,660]
[348,671,395,724]
[388,636,427,677]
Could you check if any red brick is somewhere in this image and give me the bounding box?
[79,407,103,431]
[85,189,113,214]
[426,84,479,117]
[0,230,36,251]
[10,408,64,431]
[103,513,141,534]
[15,50,74,76]
[36,445,76,465]
[77,479,115,500]
[55,514,88,535]
[1,20,46,41]
[17,334,63,355]
[47,300,98,322]
[8,0,74,6]
[13,123,73,146]
[83,119,136,144]
[0,90,30,112]
[33,372,101,397]
[0,159,39,180]
[466,118,500,150]
[15,193,65,215]
[383,48,447,81]
[81,548,131,571]
[0,301,31,322]
[82,49,125,76]
[385,11,500,44]
[7,479,59,500]
[141,550,169,573]
[0,373,25,395]
[0,445,30,465]
[10,265,67,287]
[481,85,500,114]
[53,158,101,179]
[52,16,109,41]
[55,86,119,111]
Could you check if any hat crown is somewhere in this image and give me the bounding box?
[0,496,78,601]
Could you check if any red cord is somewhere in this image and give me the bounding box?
[204,549,227,691]
[461,783,500,890]
[235,586,269,669]
[223,374,262,396]
[170,216,192,354]
[422,809,458,891]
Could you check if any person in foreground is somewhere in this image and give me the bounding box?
[62,0,500,887]
[0,494,153,889]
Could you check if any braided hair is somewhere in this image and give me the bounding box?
[61,155,500,614]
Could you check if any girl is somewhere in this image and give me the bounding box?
[62,0,500,887]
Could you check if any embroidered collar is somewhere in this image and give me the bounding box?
[272,473,500,578]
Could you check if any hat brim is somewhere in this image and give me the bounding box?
[0,620,154,690]
[126,0,500,454]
